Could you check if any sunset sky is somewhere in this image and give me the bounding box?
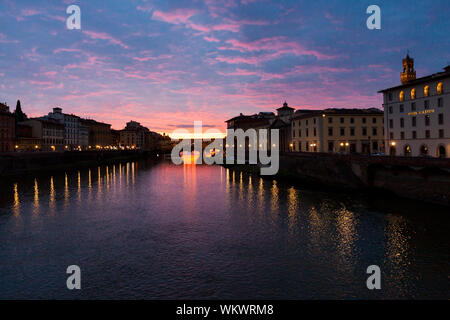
[1,0,449,135]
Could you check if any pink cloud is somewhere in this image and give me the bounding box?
[203,36,220,42]
[223,37,332,60]
[152,9,198,24]
[83,30,129,49]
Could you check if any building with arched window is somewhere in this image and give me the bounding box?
[379,55,450,158]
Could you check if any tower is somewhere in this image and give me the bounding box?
[401,53,416,84]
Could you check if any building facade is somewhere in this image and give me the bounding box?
[379,55,449,158]
[291,108,384,154]
[20,118,65,151]
[15,123,41,151]
[119,121,149,149]
[0,103,15,152]
[45,107,90,150]
[80,119,112,148]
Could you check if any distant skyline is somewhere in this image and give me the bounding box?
[1,0,449,135]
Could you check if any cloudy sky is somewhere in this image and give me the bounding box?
[1,0,449,134]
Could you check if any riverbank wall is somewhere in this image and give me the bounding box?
[224,152,450,206]
[279,153,450,206]
[0,150,153,177]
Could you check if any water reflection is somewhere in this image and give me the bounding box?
[0,161,448,299]
[13,183,20,216]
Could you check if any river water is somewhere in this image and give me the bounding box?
[0,160,448,299]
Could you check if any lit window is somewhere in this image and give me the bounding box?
[410,88,416,99]
[399,91,404,101]
[437,82,443,94]
[424,85,429,97]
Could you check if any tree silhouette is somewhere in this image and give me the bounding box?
[14,100,27,122]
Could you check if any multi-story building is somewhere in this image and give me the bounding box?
[45,107,86,150]
[379,55,449,158]
[20,118,65,151]
[15,123,41,151]
[291,108,384,154]
[225,111,276,156]
[0,103,15,152]
[119,121,149,149]
[80,119,112,148]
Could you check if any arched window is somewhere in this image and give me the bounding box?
[424,85,429,97]
[404,145,412,156]
[399,91,404,102]
[437,82,443,94]
[410,88,416,99]
[420,145,428,156]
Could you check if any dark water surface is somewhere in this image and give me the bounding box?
[0,160,448,299]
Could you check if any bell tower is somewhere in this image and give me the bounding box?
[401,53,416,84]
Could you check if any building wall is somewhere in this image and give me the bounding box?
[80,120,112,148]
[20,119,64,151]
[291,113,384,154]
[382,76,449,157]
[0,110,15,152]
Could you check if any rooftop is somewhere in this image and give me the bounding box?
[378,65,450,93]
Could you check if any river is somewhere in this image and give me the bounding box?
[0,160,448,299]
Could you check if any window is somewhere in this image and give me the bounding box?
[340,117,344,124]
[362,127,367,136]
[328,117,333,124]
[437,82,443,94]
[313,118,316,124]
[399,104,404,113]
[299,142,302,151]
[298,121,301,127]
[388,92,393,101]
[298,129,301,137]
[400,118,404,128]
[328,127,333,136]
[372,127,377,136]
[306,141,309,151]
[425,130,430,138]
[399,91,404,101]
[411,88,416,99]
[350,117,354,124]
[306,128,309,137]
[438,113,444,125]
[293,130,295,138]
[401,131,405,139]
[389,106,393,114]
[438,97,443,107]
[389,119,393,129]
[306,120,308,125]
[425,115,430,126]
[328,141,334,152]
[424,85,429,97]
[313,128,316,136]
[412,116,417,127]
[340,128,345,136]
[412,131,417,139]
[439,129,444,138]
[424,100,429,109]
[362,117,367,124]
[411,102,416,111]
[372,117,376,124]
[350,128,355,136]
[390,132,394,139]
